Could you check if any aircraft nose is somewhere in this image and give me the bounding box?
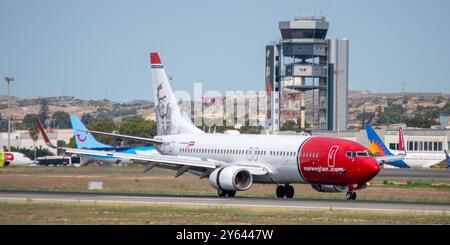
[361,158,380,181]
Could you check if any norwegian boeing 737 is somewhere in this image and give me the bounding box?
[38,52,398,200]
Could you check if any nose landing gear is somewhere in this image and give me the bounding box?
[346,191,357,200]
[276,184,295,198]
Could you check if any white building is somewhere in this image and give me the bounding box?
[0,129,73,155]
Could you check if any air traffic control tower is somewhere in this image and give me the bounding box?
[265,16,348,132]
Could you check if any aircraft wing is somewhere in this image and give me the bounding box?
[63,148,268,176]
[81,130,163,145]
[374,154,405,164]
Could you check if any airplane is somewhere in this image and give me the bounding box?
[38,52,400,200]
[0,152,34,167]
[365,124,445,168]
[69,115,158,165]
[35,115,158,166]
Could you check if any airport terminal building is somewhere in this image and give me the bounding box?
[0,129,72,155]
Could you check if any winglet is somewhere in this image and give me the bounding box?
[150,52,162,64]
[35,118,57,148]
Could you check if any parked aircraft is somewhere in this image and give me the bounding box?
[70,115,157,165]
[0,152,34,167]
[36,115,158,166]
[365,124,445,168]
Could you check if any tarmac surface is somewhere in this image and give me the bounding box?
[22,167,449,180]
[377,168,450,180]
[0,190,448,214]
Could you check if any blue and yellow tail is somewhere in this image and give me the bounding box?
[365,124,410,168]
[70,115,112,149]
[365,124,393,157]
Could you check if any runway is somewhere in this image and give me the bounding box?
[377,168,450,180]
[0,190,448,214]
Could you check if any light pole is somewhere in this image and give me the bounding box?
[4,76,13,152]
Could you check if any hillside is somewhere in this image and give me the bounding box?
[1,91,449,129]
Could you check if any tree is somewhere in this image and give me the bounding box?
[375,104,406,125]
[405,113,439,128]
[118,119,157,146]
[66,136,76,148]
[38,99,50,123]
[280,120,298,132]
[5,146,53,159]
[81,113,94,125]
[87,120,117,145]
[51,111,71,129]
[22,114,38,129]
[0,113,6,131]
[28,127,39,160]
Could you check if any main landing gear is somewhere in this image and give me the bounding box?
[276,184,295,198]
[218,189,236,197]
[346,191,357,200]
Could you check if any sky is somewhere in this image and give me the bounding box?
[0,0,449,102]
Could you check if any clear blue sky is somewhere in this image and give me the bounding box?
[1,0,449,101]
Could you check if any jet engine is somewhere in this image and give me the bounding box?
[311,183,368,193]
[209,166,253,191]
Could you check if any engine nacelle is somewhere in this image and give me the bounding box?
[209,166,253,191]
[311,183,368,193]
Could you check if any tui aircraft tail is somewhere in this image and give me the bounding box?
[69,115,112,149]
[150,52,204,136]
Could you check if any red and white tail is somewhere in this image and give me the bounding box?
[35,118,57,148]
[150,52,203,136]
[398,127,405,152]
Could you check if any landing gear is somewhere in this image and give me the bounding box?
[218,189,236,197]
[285,185,295,198]
[346,191,357,200]
[276,184,295,198]
[227,190,236,197]
[276,185,285,198]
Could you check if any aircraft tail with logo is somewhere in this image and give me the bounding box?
[398,127,405,152]
[150,52,203,136]
[365,124,410,168]
[444,149,450,169]
[70,115,113,149]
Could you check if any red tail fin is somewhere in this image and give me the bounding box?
[398,127,405,151]
[35,118,57,148]
[150,52,162,64]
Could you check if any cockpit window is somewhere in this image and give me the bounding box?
[347,151,373,158]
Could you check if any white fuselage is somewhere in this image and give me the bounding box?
[389,150,444,168]
[404,153,445,168]
[4,152,34,166]
[156,133,310,184]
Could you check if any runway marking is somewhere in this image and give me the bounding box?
[0,196,448,215]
